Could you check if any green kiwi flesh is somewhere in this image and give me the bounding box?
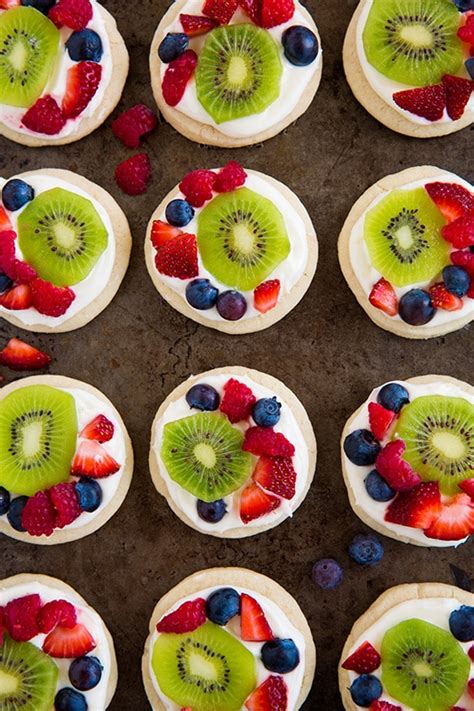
[0,384,78,496]
[160,413,253,502]
[0,635,58,710]
[362,0,463,87]
[381,619,470,711]
[0,7,60,108]
[152,621,257,710]
[197,187,290,291]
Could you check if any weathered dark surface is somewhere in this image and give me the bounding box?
[0,1,472,708]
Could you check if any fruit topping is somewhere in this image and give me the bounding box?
[425,494,474,540]
[179,13,218,36]
[425,182,474,223]
[0,486,10,515]
[21,0,56,11]
[49,482,82,528]
[343,429,381,466]
[451,250,474,277]
[245,675,288,711]
[30,278,75,317]
[0,283,32,310]
[261,638,300,673]
[0,206,12,231]
[385,482,442,529]
[202,0,238,24]
[14,260,38,284]
[157,598,207,634]
[206,588,240,625]
[261,0,294,28]
[460,479,474,498]
[369,277,398,317]
[66,28,103,62]
[158,32,189,63]
[69,655,103,691]
[43,622,96,658]
[442,74,474,120]
[240,482,280,523]
[2,179,34,211]
[220,378,256,423]
[312,558,344,590]
[458,13,474,43]
[240,593,274,642]
[214,161,247,193]
[55,688,88,711]
[7,496,28,531]
[443,264,471,296]
[4,594,40,641]
[112,104,158,148]
[115,153,152,196]
[282,24,319,66]
[365,470,396,502]
[467,56,474,80]
[186,278,219,310]
[179,169,217,208]
[253,456,296,499]
[368,402,396,441]
[350,675,383,707]
[151,220,182,250]
[216,290,247,320]
[254,279,281,314]
[71,440,120,478]
[162,50,198,107]
[399,289,435,326]
[165,199,195,227]
[348,533,384,566]
[0,272,12,295]
[392,85,446,121]
[243,426,295,457]
[154,233,199,279]
[252,397,281,428]
[442,214,474,248]
[342,641,381,674]
[22,95,66,135]
[49,0,92,31]
[186,384,220,411]
[449,605,474,643]
[0,338,51,370]
[75,477,103,513]
[370,702,402,711]
[80,414,114,443]
[429,283,463,311]
[38,600,77,633]
[21,490,56,536]
[197,498,227,522]
[376,440,422,491]
[239,0,261,23]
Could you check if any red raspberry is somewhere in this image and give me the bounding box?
[112,104,158,148]
[156,598,206,633]
[49,0,93,30]
[30,278,76,317]
[179,169,217,207]
[62,62,102,119]
[4,594,41,641]
[220,378,256,423]
[162,50,197,107]
[22,96,66,135]
[21,491,56,536]
[0,230,17,279]
[214,161,247,192]
[243,427,295,457]
[14,260,37,284]
[49,483,82,528]
[261,0,294,28]
[38,600,77,633]
[115,153,152,196]
[154,233,198,279]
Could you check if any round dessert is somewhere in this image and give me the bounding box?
[142,567,316,711]
[0,0,128,147]
[0,168,131,333]
[343,0,474,138]
[0,374,134,544]
[0,572,117,709]
[339,582,474,710]
[338,166,474,339]
[145,164,318,334]
[149,366,317,537]
[341,375,474,548]
[149,0,322,147]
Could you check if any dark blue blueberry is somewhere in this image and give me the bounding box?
[312,558,343,590]
[0,272,13,295]
[69,655,103,691]
[466,57,474,80]
[449,605,474,642]
[252,397,281,427]
[453,0,474,10]
[206,588,240,625]
[66,30,103,62]
[343,429,380,466]
[186,384,220,411]
[0,486,11,516]
[158,33,189,63]
[7,496,28,532]
[54,687,87,711]
[282,25,319,66]
[443,265,471,297]
[20,0,56,13]
[377,382,409,414]
[261,638,300,673]
[349,674,382,707]
[216,291,247,321]
[2,179,34,212]
[165,199,194,227]
[349,534,384,567]
[75,478,103,513]
[185,279,219,310]
[399,289,435,326]
[364,470,395,502]
[197,499,227,523]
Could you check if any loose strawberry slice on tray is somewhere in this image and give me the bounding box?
[43,623,96,658]
[162,50,198,107]
[245,675,288,711]
[240,483,280,523]
[62,62,102,119]
[442,75,473,121]
[442,214,474,248]
[80,414,114,443]
[180,13,218,36]
[0,338,51,371]
[376,440,422,491]
[240,593,273,642]
[254,280,280,314]
[154,233,199,279]
[342,641,381,674]
[385,482,442,530]
[253,456,296,499]
[243,427,295,457]
[151,220,182,250]
[369,278,398,317]
[22,96,66,135]
[156,598,206,633]
[220,378,256,423]
[202,0,238,24]
[425,182,474,223]
[368,402,396,441]
[425,494,474,541]
[0,284,32,310]
[71,440,120,478]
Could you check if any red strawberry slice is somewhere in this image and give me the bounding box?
[240,483,281,523]
[368,402,396,441]
[429,283,463,311]
[179,13,218,36]
[425,182,474,223]
[21,491,56,536]
[376,440,422,491]
[342,641,381,674]
[62,62,102,119]
[151,220,182,250]
[49,482,82,528]
[0,284,32,310]
[22,96,66,135]
[154,233,199,279]
[49,0,92,30]
[30,278,75,317]
[460,479,474,498]
[239,0,262,24]
[0,338,51,371]
[253,456,296,500]
[254,279,280,314]
[38,600,77,634]
[392,84,445,121]
[80,414,114,443]
[370,702,402,711]
[220,378,256,423]
[4,595,41,642]
[469,679,474,699]
[179,169,217,208]
[202,0,238,24]
[156,598,206,633]
[442,75,474,121]
[243,426,295,457]
[245,675,288,711]
[162,50,197,107]
[261,0,294,28]
[0,0,20,7]
[214,161,247,192]
[425,494,474,541]
[43,623,96,658]
[442,214,474,248]
[240,593,274,642]
[71,440,120,478]
[369,278,398,317]
[0,207,12,232]
[385,482,442,530]
[451,250,474,277]
[458,14,474,44]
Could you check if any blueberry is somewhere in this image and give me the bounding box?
[399,289,435,326]
[453,0,474,10]
[54,687,87,711]
[2,179,34,212]
[282,25,319,66]
[20,0,56,13]
[69,655,103,691]
[364,470,395,502]
[349,674,382,707]
[197,499,227,523]
[261,638,300,673]
[349,534,384,567]
[216,291,247,321]
[443,265,471,297]
[186,384,220,411]
[377,382,409,413]
[186,279,219,310]
[75,478,103,513]
[0,486,11,515]
[165,199,194,227]
[312,558,344,590]
[252,397,281,427]
[7,496,28,532]
[158,33,189,63]
[66,30,103,62]
[449,605,474,642]
[466,57,474,80]
[206,588,240,625]
[343,429,380,466]
[0,272,13,295]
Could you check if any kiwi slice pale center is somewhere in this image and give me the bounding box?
[179,638,229,691]
[399,23,434,49]
[0,667,19,694]
[22,420,45,460]
[193,442,217,469]
[227,56,248,86]
[431,430,466,461]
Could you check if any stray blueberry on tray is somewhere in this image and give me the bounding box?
[69,655,103,691]
[0,486,11,515]
[165,199,194,227]
[377,382,409,413]
[67,30,104,62]
[312,558,344,590]
[75,478,103,513]
[349,534,384,566]
[344,429,380,466]
[206,588,240,625]
[7,496,28,532]
[197,498,227,523]
[55,687,87,711]
[442,265,471,298]
[186,279,219,310]
[282,25,319,66]
[158,33,189,63]
[364,470,395,502]
[449,605,474,642]
[2,179,34,212]
[349,674,383,706]
[399,289,435,326]
[252,397,281,427]
[261,638,300,673]
[186,384,220,411]
[216,291,247,321]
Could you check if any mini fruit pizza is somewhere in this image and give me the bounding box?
[341,375,474,547]
[149,366,316,538]
[339,166,474,339]
[149,0,322,147]
[0,374,133,544]
[0,572,117,709]
[0,0,128,147]
[339,582,474,711]
[142,567,316,711]
[145,164,318,334]
[0,169,131,333]
[344,0,474,138]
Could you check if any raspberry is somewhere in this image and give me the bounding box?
[49,483,82,528]
[30,278,76,317]
[49,0,92,30]
[376,440,422,491]
[214,161,247,192]
[62,62,102,119]
[157,598,206,633]
[21,491,56,536]
[220,378,256,423]
[112,104,158,148]
[154,233,198,279]
[4,594,41,641]
[243,427,295,457]
[202,0,238,23]
[38,600,77,633]
[162,50,197,107]
[14,260,37,284]
[179,169,216,207]
[261,0,294,28]
[0,230,17,279]
[22,96,66,135]
[115,153,152,196]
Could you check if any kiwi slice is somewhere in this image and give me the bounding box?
[364,188,448,288]
[152,621,256,710]
[18,188,108,287]
[195,23,282,124]
[197,188,290,291]
[381,619,470,711]
[362,0,463,87]
[395,395,474,496]
[0,635,58,710]
[0,384,78,496]
[0,7,59,108]
[160,413,253,502]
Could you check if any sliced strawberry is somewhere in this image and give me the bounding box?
[442,75,474,120]
[80,414,114,443]
[425,182,474,223]
[368,402,396,441]
[240,483,280,523]
[243,426,295,457]
[162,50,197,107]
[451,250,474,277]
[38,600,77,634]
[154,233,199,279]
[369,278,398,317]
[22,96,66,135]
[71,440,120,478]
[254,279,280,314]
[385,482,442,530]
[469,678,474,699]
[424,494,474,541]
[239,0,262,24]
[240,593,274,642]
[460,479,474,498]
[30,278,75,317]
[253,456,296,499]
[429,283,464,311]
[0,284,32,310]
[0,338,51,371]
[370,702,402,711]
[220,378,256,423]
[156,598,206,633]
[179,13,218,36]
[342,641,381,674]
[376,440,422,491]
[0,0,20,7]
[62,62,102,119]
[202,0,238,24]
[442,214,474,248]
[458,14,474,44]
[260,0,294,28]
[392,84,446,122]
[151,220,182,250]
[245,675,288,711]
[4,595,40,642]
[0,207,12,232]
[43,623,96,658]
